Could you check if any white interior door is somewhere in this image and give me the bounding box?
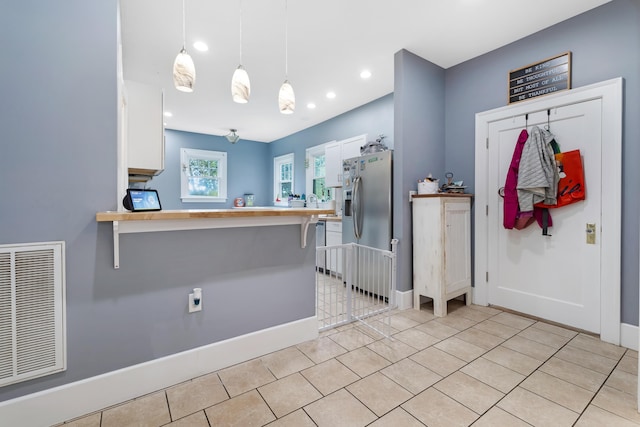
[487,99,602,332]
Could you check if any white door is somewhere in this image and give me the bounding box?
[487,99,602,332]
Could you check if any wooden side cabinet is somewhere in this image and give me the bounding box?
[412,194,473,316]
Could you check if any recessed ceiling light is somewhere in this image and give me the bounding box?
[326,91,336,99]
[360,70,372,79]
[307,103,316,109]
[193,41,208,52]
[163,111,173,117]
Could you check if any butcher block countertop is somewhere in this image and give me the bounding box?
[96,207,335,222]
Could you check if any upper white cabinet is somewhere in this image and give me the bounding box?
[324,134,367,187]
[125,80,165,178]
[325,141,343,187]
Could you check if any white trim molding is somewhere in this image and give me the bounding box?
[396,289,414,310]
[473,78,623,345]
[620,323,638,352]
[0,317,318,427]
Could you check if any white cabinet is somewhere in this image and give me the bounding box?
[125,80,165,177]
[324,134,367,187]
[412,195,472,316]
[341,135,363,160]
[325,221,343,276]
[325,142,343,187]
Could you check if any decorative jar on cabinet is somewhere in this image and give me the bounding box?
[412,194,472,316]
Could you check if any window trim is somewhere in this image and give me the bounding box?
[305,141,334,200]
[180,148,227,203]
[274,153,294,203]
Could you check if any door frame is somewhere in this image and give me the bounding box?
[473,78,623,345]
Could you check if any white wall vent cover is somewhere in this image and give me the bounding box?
[0,241,66,387]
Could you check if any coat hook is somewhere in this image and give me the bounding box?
[545,109,551,131]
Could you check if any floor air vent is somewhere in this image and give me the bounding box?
[0,242,66,387]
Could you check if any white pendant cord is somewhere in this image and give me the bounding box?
[239,0,243,65]
[284,0,288,79]
[181,0,186,50]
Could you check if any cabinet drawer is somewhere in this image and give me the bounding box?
[326,221,342,233]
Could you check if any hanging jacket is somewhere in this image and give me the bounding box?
[503,129,529,229]
[503,128,553,231]
[517,125,559,210]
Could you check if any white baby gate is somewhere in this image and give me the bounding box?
[316,239,398,338]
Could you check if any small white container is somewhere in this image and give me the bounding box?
[418,180,439,194]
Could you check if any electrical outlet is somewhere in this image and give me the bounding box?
[188,289,202,313]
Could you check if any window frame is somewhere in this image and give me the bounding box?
[305,142,333,201]
[180,148,227,203]
[273,153,294,203]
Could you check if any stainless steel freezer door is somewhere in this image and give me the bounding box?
[342,151,393,300]
[354,151,393,251]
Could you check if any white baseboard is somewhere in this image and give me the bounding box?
[396,289,413,310]
[0,316,318,427]
[620,322,638,351]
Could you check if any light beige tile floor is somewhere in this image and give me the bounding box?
[59,300,640,427]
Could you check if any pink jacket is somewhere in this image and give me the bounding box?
[503,129,552,230]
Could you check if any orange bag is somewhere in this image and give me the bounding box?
[535,149,585,209]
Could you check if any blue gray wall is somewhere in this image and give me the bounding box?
[393,50,446,293]
[151,130,271,209]
[444,0,640,325]
[269,93,394,198]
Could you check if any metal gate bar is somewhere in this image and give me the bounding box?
[316,240,398,337]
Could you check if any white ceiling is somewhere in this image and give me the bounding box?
[119,0,610,143]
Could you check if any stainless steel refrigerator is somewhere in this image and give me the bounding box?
[342,150,393,299]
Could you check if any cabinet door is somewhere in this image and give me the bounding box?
[325,142,342,187]
[443,200,471,293]
[325,222,343,275]
[126,80,164,176]
[341,134,366,161]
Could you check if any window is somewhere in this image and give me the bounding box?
[180,148,227,203]
[306,143,333,201]
[274,153,294,202]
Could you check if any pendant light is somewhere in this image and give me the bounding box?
[225,129,240,144]
[173,0,196,92]
[231,0,250,103]
[278,0,295,114]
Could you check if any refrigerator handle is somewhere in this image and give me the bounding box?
[352,176,363,239]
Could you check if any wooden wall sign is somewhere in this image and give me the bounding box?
[508,52,571,104]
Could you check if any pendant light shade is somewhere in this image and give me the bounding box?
[231,0,250,103]
[173,0,195,92]
[173,48,196,92]
[232,65,250,103]
[278,80,295,114]
[279,0,294,114]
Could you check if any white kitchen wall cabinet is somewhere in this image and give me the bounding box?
[125,80,165,178]
[325,221,343,275]
[324,134,367,187]
[412,194,473,316]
